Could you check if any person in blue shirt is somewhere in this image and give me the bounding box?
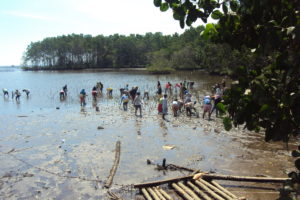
[202,95,212,120]
[80,89,87,106]
[120,93,129,111]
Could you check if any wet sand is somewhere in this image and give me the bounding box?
[0,96,297,200]
[0,68,298,199]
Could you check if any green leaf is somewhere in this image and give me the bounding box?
[223,117,232,131]
[229,0,238,12]
[211,10,223,20]
[180,19,185,28]
[222,3,228,14]
[259,104,269,112]
[160,3,169,11]
[173,12,181,20]
[216,102,226,113]
[288,171,298,179]
[292,150,300,158]
[286,26,295,35]
[295,159,300,171]
[154,0,162,7]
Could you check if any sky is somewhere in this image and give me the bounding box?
[0,0,204,66]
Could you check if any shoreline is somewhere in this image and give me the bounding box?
[21,66,209,74]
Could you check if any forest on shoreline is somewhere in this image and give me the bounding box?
[22,26,253,75]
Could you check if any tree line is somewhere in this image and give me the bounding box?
[22,27,250,74]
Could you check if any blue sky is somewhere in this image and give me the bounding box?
[0,0,203,66]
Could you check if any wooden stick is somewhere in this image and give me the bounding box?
[201,174,289,183]
[158,187,173,200]
[152,187,166,200]
[172,183,194,200]
[134,173,290,188]
[195,180,225,200]
[142,188,153,200]
[134,175,193,188]
[104,141,121,188]
[147,188,161,200]
[107,190,124,200]
[177,182,201,200]
[199,179,233,200]
[211,181,238,199]
[167,164,197,172]
[186,181,212,200]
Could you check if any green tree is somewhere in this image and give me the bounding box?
[154,0,300,198]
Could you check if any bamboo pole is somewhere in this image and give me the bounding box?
[177,182,201,200]
[211,181,238,199]
[172,183,194,200]
[187,181,212,200]
[199,179,233,200]
[147,187,161,200]
[134,175,193,188]
[134,173,290,188]
[201,174,289,183]
[157,187,173,200]
[152,187,166,200]
[195,180,225,200]
[104,141,121,188]
[142,188,153,200]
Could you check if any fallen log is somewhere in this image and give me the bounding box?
[104,141,121,188]
[134,173,290,188]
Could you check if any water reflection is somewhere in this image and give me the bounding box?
[135,118,142,136]
[159,119,168,137]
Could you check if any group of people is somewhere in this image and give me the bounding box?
[2,88,30,101]
[202,80,227,120]
[57,79,226,121]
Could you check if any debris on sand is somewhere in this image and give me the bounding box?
[162,145,175,150]
[97,126,104,130]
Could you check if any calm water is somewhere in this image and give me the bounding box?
[0,67,296,199]
[0,67,220,114]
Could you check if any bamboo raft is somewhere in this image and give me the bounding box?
[134,173,290,200]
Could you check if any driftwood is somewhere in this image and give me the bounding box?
[134,173,290,188]
[107,190,124,200]
[104,141,121,188]
[152,160,198,172]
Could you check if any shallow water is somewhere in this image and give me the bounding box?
[0,67,297,199]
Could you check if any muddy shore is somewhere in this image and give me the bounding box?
[0,68,298,199]
[0,96,297,199]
